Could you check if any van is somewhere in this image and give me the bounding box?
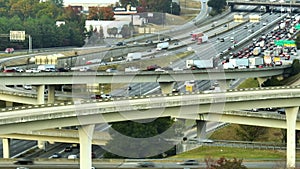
[67,154,77,159]
[230,37,234,42]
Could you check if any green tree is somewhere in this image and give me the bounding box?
[207,0,227,13]
[236,125,267,141]
[103,117,176,158]
[290,59,300,75]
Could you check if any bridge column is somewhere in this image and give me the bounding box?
[217,80,231,90]
[5,101,13,107]
[266,6,270,13]
[196,120,206,139]
[37,140,46,150]
[36,85,45,105]
[47,85,55,103]
[285,107,299,169]
[2,138,10,158]
[79,124,95,169]
[159,82,175,94]
[256,77,267,87]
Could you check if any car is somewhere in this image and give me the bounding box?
[101,94,112,99]
[106,68,117,73]
[13,158,34,165]
[116,41,126,46]
[25,68,40,73]
[16,167,29,169]
[147,65,160,71]
[3,68,16,73]
[90,94,101,99]
[5,48,14,53]
[64,146,72,152]
[51,153,62,158]
[219,38,225,42]
[138,161,155,167]
[67,154,77,159]
[15,67,24,72]
[79,67,90,72]
[23,85,32,90]
[57,67,70,72]
[180,159,199,165]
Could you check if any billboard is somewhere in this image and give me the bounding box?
[10,31,25,41]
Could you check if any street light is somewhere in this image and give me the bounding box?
[170,3,173,14]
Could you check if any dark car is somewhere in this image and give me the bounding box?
[57,67,69,72]
[64,146,72,152]
[138,161,155,167]
[116,41,126,46]
[13,158,34,165]
[181,159,199,165]
[51,153,62,158]
[147,65,160,71]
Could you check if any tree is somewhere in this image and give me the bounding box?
[290,59,300,75]
[119,24,131,38]
[235,125,267,141]
[87,7,114,20]
[103,117,177,158]
[207,0,227,13]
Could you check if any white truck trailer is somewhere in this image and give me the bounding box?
[126,52,142,62]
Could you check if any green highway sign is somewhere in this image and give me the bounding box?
[274,40,296,47]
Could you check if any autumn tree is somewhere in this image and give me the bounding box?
[87,7,115,20]
[205,157,248,169]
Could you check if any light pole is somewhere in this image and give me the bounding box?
[170,3,173,15]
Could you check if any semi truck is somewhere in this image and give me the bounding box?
[229,58,249,69]
[249,57,264,68]
[156,42,169,50]
[197,35,208,45]
[191,33,204,41]
[126,52,142,62]
[186,59,214,69]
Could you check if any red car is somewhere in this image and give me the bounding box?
[5,48,14,53]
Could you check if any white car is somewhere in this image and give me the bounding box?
[23,85,32,90]
[101,94,112,99]
[25,68,40,73]
[67,154,77,159]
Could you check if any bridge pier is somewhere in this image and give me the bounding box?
[196,120,206,139]
[36,85,45,105]
[256,77,268,87]
[285,107,299,169]
[159,82,176,94]
[2,138,10,158]
[37,140,46,150]
[5,101,13,107]
[79,124,95,169]
[47,85,55,103]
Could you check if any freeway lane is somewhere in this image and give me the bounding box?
[0,160,300,168]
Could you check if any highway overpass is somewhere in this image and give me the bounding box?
[0,86,299,168]
[0,66,288,105]
[227,0,300,12]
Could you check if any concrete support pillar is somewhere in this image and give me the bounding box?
[5,101,13,107]
[216,80,230,90]
[37,140,46,150]
[196,120,206,139]
[79,124,95,169]
[159,82,175,94]
[257,77,267,87]
[2,138,10,158]
[36,85,45,105]
[47,85,55,103]
[285,107,299,169]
